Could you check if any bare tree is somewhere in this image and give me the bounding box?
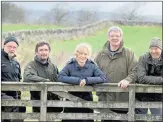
[2,2,11,22]
[2,2,25,23]
[37,12,52,24]
[117,2,146,21]
[50,2,70,25]
[77,10,99,26]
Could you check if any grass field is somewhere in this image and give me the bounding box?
[2,24,162,58]
[2,24,67,32]
[50,25,162,57]
[2,24,161,122]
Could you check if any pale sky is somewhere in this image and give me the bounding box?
[11,1,162,16]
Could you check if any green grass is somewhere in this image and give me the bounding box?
[51,29,106,54]
[2,24,67,32]
[50,25,162,57]
[3,24,162,58]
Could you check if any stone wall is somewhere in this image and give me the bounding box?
[2,20,161,42]
[2,20,112,42]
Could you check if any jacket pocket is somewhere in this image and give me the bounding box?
[1,64,9,73]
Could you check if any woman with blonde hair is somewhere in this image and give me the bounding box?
[58,42,108,122]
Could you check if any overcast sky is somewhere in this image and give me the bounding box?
[12,1,162,16]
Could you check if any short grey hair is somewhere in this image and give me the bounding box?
[108,26,123,37]
[74,42,92,58]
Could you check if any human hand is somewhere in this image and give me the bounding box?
[79,79,86,87]
[118,79,130,89]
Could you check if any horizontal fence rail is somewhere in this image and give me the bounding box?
[1,82,163,121]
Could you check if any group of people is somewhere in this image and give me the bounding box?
[1,26,162,122]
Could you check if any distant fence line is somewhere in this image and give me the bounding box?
[112,20,162,26]
[2,20,162,42]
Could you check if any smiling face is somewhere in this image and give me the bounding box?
[75,47,89,66]
[36,44,50,60]
[108,30,122,48]
[149,46,162,59]
[74,43,92,67]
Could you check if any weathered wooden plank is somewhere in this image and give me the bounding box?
[1,100,40,106]
[1,82,160,87]
[2,100,162,109]
[47,101,128,108]
[1,113,127,120]
[40,85,47,121]
[1,99,128,108]
[135,114,162,121]
[135,102,162,108]
[135,85,162,93]
[1,82,162,88]
[128,86,135,121]
[48,85,129,92]
[2,113,40,119]
[46,113,128,120]
[2,113,162,121]
[2,84,161,93]
[1,84,42,91]
[1,82,162,93]
[1,85,127,92]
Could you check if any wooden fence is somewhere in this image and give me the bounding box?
[1,82,163,121]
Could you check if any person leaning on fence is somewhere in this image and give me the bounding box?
[1,36,26,122]
[94,26,138,122]
[23,41,63,113]
[57,42,108,122]
[135,37,163,122]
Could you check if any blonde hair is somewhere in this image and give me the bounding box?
[74,43,92,58]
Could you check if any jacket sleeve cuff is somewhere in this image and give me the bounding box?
[85,78,88,84]
[124,77,133,83]
[78,78,82,84]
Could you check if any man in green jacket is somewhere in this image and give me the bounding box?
[23,41,63,113]
[136,37,162,121]
[94,26,138,122]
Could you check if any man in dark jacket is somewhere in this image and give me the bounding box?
[1,36,26,122]
[136,37,163,121]
[23,41,63,113]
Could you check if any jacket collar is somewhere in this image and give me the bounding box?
[1,49,16,60]
[34,55,50,65]
[102,41,124,58]
[68,58,93,69]
[147,52,162,65]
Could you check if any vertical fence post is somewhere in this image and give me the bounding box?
[128,85,135,121]
[40,85,47,121]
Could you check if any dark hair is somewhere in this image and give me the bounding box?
[35,41,51,52]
